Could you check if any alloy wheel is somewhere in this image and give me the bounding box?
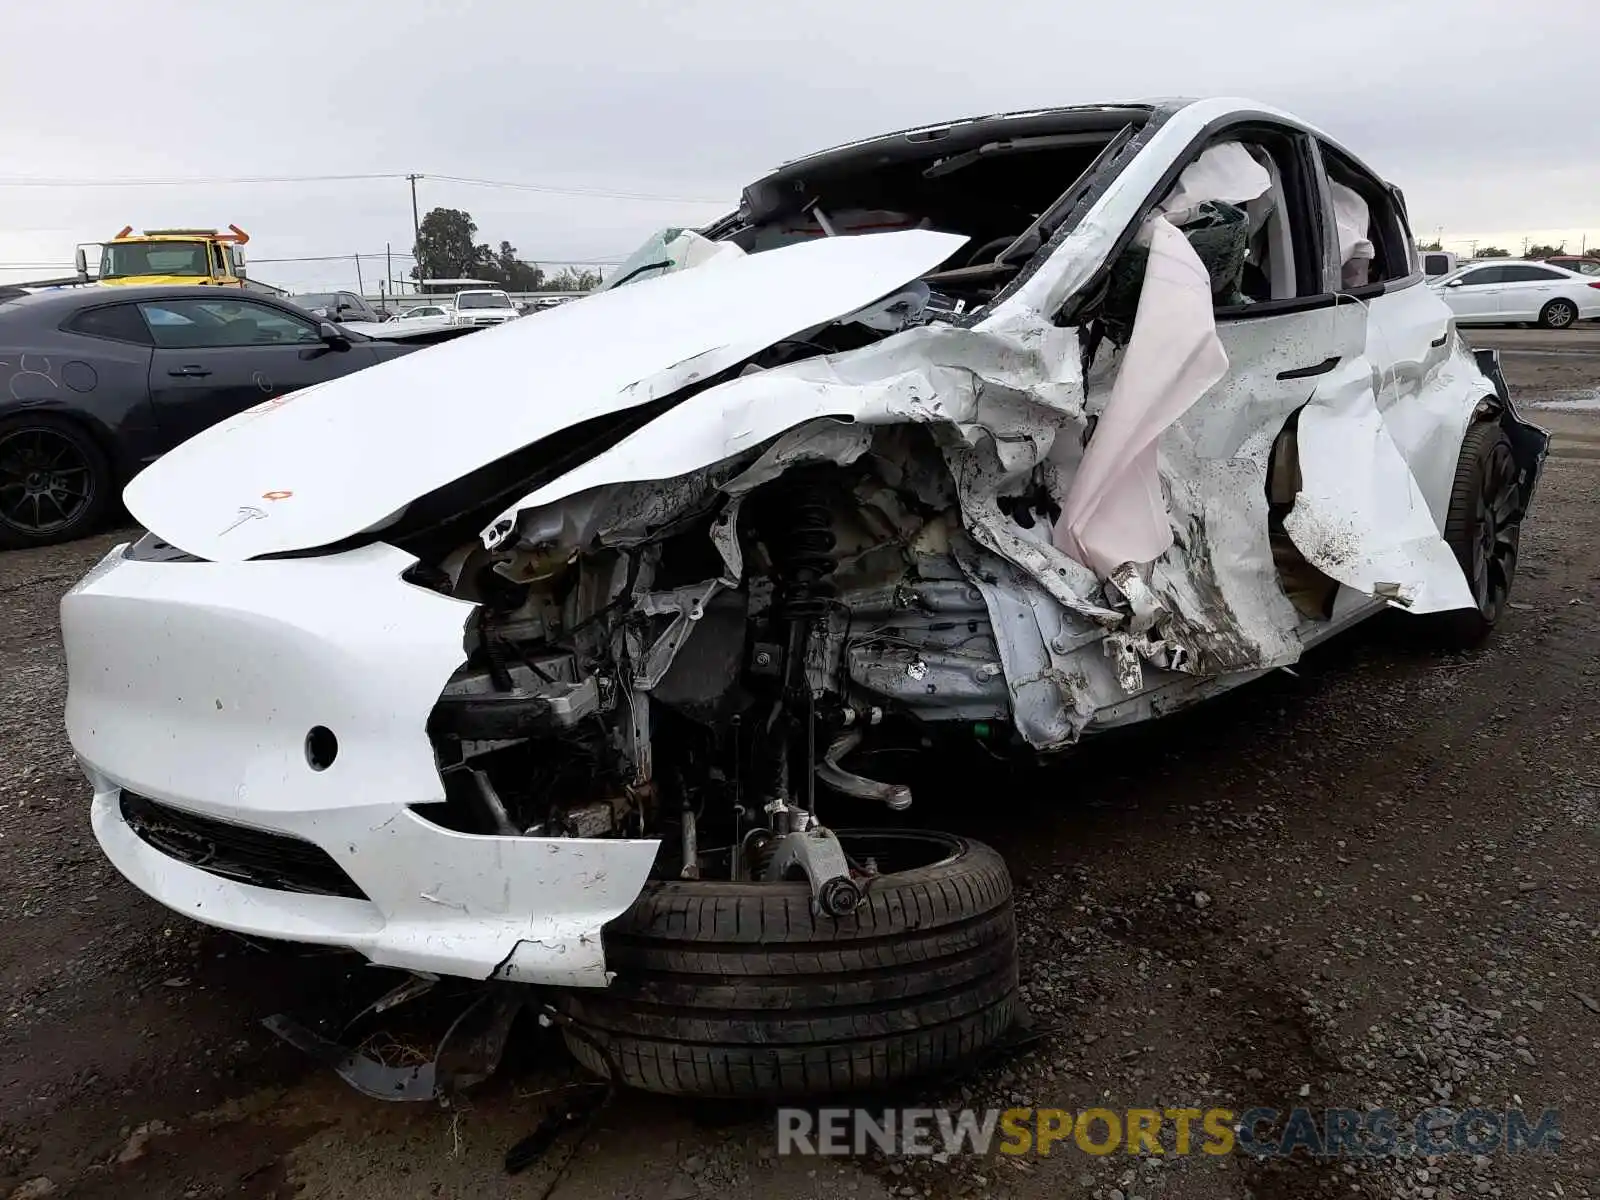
[0,427,96,536]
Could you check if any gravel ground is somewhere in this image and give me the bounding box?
[1,333,1596,1200]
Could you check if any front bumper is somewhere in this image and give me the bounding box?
[62,541,659,985]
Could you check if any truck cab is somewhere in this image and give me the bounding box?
[83,226,250,288]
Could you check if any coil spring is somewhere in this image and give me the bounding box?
[769,485,837,620]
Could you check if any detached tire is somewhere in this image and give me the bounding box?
[1432,419,1523,647]
[551,830,1018,1098]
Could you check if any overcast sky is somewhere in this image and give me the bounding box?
[2,0,1595,292]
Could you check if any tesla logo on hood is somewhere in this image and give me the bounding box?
[218,506,266,536]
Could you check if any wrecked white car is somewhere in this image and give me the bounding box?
[62,98,1546,1099]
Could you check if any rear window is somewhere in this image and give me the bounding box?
[1500,265,1566,282]
[64,303,154,345]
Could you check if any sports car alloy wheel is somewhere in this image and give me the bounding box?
[0,426,96,537]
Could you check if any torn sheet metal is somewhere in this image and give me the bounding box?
[952,543,1106,747]
[485,321,1119,626]
[1285,359,1476,614]
[263,985,525,1102]
[124,228,966,562]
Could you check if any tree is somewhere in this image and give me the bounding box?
[411,206,589,292]
[411,208,488,284]
[488,241,544,291]
[538,266,602,293]
[1475,246,1510,258]
[1417,240,1443,252]
[1526,243,1564,259]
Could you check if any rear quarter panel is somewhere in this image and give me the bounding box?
[1365,279,1494,528]
[0,324,162,479]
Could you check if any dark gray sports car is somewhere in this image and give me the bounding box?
[0,286,434,547]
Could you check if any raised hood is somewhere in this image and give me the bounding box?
[123,230,965,562]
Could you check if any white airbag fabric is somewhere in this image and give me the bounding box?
[1056,218,1228,575]
[1055,142,1270,577]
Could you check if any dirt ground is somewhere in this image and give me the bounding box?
[2,330,1596,1200]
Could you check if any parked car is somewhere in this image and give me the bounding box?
[448,288,518,326]
[61,98,1547,1101]
[1537,254,1600,278]
[288,290,384,324]
[1430,259,1600,328]
[0,286,428,547]
[391,304,449,321]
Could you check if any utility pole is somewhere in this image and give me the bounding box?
[386,242,393,295]
[354,253,364,294]
[407,174,423,286]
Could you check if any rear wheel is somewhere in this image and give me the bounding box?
[0,415,113,549]
[1432,420,1522,647]
[1538,298,1578,329]
[551,830,1019,1098]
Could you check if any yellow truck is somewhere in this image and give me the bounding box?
[76,225,251,287]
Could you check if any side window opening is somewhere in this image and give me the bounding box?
[1500,265,1566,283]
[64,303,153,345]
[1320,145,1412,288]
[724,113,1148,316]
[1095,129,1324,344]
[138,299,321,349]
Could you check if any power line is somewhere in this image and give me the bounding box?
[0,170,725,205]
[0,172,410,187]
[426,174,724,205]
[252,251,417,264]
[252,251,623,265]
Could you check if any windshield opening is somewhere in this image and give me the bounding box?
[457,292,512,309]
[100,241,211,279]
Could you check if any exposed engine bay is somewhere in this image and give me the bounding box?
[416,416,1025,912]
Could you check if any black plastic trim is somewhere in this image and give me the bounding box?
[121,790,367,900]
[1276,356,1342,380]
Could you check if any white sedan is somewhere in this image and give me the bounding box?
[1431,259,1600,328]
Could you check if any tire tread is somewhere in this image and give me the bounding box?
[552,832,1019,1098]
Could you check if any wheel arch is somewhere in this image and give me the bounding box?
[0,401,129,483]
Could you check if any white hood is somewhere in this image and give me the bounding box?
[124,230,965,561]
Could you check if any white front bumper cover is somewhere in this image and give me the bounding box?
[63,540,659,986]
